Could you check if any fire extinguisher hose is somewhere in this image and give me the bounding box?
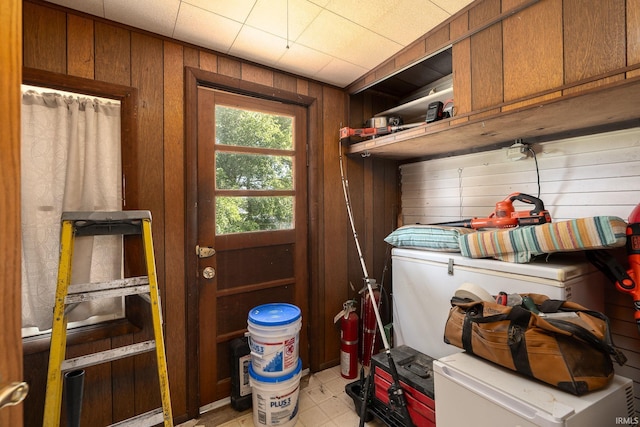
[339,137,414,427]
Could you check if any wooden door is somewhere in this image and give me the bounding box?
[1,0,25,424]
[195,87,309,406]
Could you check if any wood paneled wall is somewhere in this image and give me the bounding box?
[19,0,375,424]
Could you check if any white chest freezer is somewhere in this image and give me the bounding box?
[433,352,635,427]
[391,248,606,359]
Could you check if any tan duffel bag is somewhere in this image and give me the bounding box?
[443,293,627,395]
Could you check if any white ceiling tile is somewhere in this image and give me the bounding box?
[182,0,256,23]
[229,26,287,67]
[308,0,331,7]
[324,0,398,27]
[345,31,403,70]
[430,0,475,15]
[296,9,366,57]
[42,0,476,87]
[245,0,322,41]
[372,0,452,45]
[276,42,333,78]
[174,3,242,53]
[104,0,180,37]
[317,57,368,87]
[44,0,106,17]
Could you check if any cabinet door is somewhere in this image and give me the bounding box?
[628,0,640,78]
[469,0,503,112]
[451,12,471,118]
[502,0,563,102]
[563,0,626,84]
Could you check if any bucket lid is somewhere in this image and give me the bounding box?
[249,358,302,383]
[248,303,301,326]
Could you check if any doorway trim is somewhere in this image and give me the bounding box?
[184,67,315,419]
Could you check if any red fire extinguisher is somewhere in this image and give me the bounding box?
[335,300,358,379]
[361,280,381,367]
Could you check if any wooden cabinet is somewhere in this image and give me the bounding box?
[564,0,626,85]
[347,0,640,160]
[502,0,563,102]
[629,0,640,77]
[469,0,503,112]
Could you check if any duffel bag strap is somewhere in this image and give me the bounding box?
[538,301,627,366]
[461,307,510,352]
[546,316,627,366]
[462,304,533,375]
[506,306,534,376]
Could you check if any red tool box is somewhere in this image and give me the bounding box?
[371,345,436,427]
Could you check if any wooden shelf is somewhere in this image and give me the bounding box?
[373,76,453,123]
[347,76,640,160]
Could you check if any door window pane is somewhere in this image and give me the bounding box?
[215,105,293,150]
[216,196,294,234]
[216,152,293,190]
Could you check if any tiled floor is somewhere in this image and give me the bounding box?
[178,365,387,427]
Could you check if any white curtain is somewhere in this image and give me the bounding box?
[21,89,123,331]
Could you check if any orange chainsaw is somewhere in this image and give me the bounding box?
[587,202,640,333]
[434,192,552,229]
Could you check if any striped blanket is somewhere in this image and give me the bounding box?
[458,216,627,263]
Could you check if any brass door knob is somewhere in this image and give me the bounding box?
[202,267,216,279]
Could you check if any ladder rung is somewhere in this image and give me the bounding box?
[62,211,152,237]
[107,408,165,427]
[62,210,152,222]
[65,276,150,304]
[61,340,156,371]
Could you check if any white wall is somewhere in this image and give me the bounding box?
[400,127,640,225]
[399,127,640,414]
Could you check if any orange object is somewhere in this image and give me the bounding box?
[435,193,552,229]
[623,204,640,325]
[587,202,640,333]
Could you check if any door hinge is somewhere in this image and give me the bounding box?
[196,245,216,258]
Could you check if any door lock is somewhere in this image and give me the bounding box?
[196,245,216,258]
[0,382,29,409]
[202,267,216,279]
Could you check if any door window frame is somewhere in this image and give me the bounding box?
[184,67,315,418]
[211,91,298,235]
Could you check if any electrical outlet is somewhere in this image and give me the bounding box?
[506,143,529,161]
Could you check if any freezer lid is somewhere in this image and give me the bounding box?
[391,248,598,282]
[433,352,629,422]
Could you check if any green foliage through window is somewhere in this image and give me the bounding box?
[214,105,295,235]
[215,105,293,149]
[216,152,292,191]
[216,196,293,234]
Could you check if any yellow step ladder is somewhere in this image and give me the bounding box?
[43,211,173,427]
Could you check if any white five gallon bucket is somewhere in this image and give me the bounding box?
[249,358,302,427]
[247,303,301,377]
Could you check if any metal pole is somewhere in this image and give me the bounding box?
[339,138,414,427]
